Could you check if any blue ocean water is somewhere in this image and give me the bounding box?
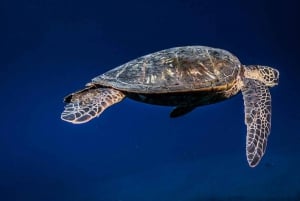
[1,0,299,200]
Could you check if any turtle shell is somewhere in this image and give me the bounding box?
[90,46,241,93]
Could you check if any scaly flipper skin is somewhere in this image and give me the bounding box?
[61,87,125,124]
[242,79,271,167]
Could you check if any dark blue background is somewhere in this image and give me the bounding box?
[1,0,299,200]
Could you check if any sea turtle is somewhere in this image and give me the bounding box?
[61,46,279,167]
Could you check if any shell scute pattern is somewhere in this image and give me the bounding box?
[93,46,241,93]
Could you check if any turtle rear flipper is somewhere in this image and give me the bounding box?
[170,105,196,118]
[61,87,125,124]
[242,79,271,167]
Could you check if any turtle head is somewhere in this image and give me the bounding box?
[244,65,279,87]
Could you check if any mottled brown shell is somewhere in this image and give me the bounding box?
[90,46,241,93]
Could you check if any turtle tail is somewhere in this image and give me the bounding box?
[61,87,125,124]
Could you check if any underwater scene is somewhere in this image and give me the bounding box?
[1,0,299,200]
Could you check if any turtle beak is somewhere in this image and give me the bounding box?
[273,69,279,86]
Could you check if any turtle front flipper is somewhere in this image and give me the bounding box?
[61,87,125,124]
[242,79,272,167]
